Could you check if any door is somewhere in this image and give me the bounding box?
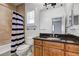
[34,45,43,56]
[52,18,62,34]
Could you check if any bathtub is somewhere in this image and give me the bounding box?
[0,43,11,56]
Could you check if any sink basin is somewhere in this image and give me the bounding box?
[38,36,61,41]
[46,37,60,40]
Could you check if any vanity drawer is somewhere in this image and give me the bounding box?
[43,41,64,49]
[34,40,43,46]
[66,52,79,56]
[66,44,79,53]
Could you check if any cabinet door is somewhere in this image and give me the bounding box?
[43,47,50,56]
[49,48,64,56]
[34,45,43,56]
[66,52,79,56]
[66,44,79,53]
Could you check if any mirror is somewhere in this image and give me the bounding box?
[67,3,79,36]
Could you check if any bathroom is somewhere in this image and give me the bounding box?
[0,3,79,56]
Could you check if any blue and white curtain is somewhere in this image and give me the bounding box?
[11,11,25,55]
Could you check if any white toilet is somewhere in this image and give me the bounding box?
[16,44,32,56]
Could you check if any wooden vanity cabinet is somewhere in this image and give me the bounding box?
[34,39,79,56]
[34,39,64,56]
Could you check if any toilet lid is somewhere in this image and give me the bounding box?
[17,44,30,51]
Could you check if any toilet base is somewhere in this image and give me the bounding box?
[16,49,32,56]
[16,45,32,56]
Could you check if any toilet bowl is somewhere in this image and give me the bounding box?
[16,44,31,56]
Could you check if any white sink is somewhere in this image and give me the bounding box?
[47,38,60,40]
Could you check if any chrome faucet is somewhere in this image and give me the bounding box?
[53,33,55,37]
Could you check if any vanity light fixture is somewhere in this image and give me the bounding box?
[43,3,56,9]
[43,3,63,10]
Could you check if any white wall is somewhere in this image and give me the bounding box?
[25,3,41,45]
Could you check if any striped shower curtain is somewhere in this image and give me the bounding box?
[11,11,25,55]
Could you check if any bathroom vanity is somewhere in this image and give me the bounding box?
[33,34,79,56]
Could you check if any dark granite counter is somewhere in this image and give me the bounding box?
[33,34,79,45]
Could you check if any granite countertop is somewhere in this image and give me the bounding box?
[33,36,79,45]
